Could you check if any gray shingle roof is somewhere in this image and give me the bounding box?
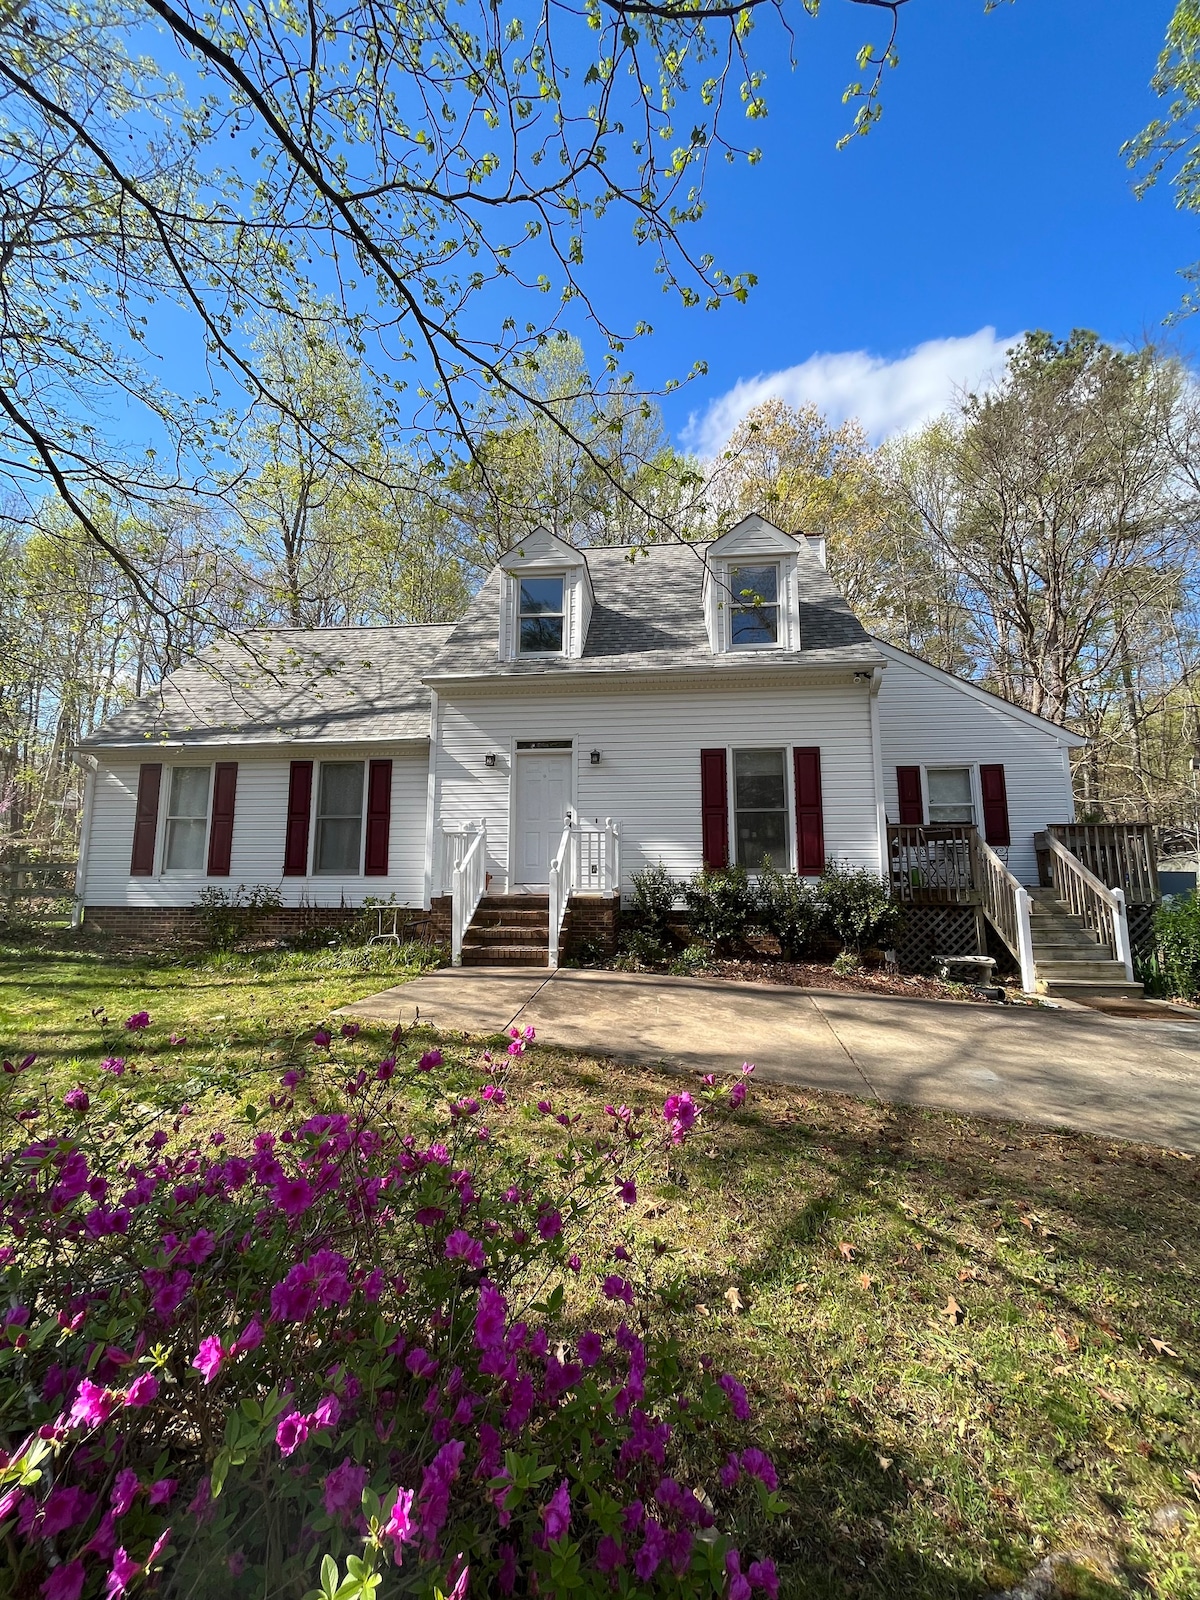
[426,541,882,680]
[81,624,455,749]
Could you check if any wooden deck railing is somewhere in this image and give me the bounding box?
[1043,833,1134,981]
[969,832,1036,991]
[886,825,978,904]
[1044,823,1158,905]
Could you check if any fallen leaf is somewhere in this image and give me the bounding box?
[642,1200,669,1219]
[858,1272,874,1291]
[877,1455,893,1471]
[791,1282,809,1296]
[939,1296,965,1324]
[1053,1325,1081,1353]
[1051,1364,1071,1376]
[695,1304,709,1317]
[1185,1469,1200,1492]
[957,1266,984,1284]
[838,1241,856,1261]
[1149,1338,1179,1358]
[724,1287,744,1314]
[1094,1386,1128,1409]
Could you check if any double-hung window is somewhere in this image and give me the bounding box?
[926,767,975,826]
[314,761,364,874]
[163,766,211,871]
[518,577,565,654]
[729,563,780,648]
[733,748,789,870]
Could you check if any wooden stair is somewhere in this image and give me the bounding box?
[1027,888,1143,999]
[461,895,550,967]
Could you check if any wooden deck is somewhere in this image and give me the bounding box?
[888,822,1159,907]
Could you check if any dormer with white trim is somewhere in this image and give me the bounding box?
[703,515,807,654]
[497,527,594,662]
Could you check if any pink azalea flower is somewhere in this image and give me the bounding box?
[536,1209,562,1242]
[748,1557,780,1597]
[741,1061,756,1076]
[446,1563,469,1600]
[41,1561,85,1600]
[312,1028,332,1047]
[147,1479,176,1508]
[603,1276,634,1305]
[323,1458,369,1521]
[125,1011,151,1031]
[718,1373,752,1420]
[99,1056,126,1076]
[542,1480,571,1541]
[42,1486,96,1538]
[68,1377,115,1428]
[474,1282,507,1351]
[231,1316,264,1357]
[311,1393,341,1430]
[577,1331,603,1367]
[740,1448,778,1491]
[276,1411,309,1456]
[729,1080,747,1109]
[616,1178,637,1205]
[382,1487,415,1563]
[444,1230,485,1271]
[110,1469,139,1517]
[375,1057,396,1081]
[145,1528,172,1567]
[417,1049,442,1071]
[63,1087,89,1112]
[191,1335,226,1385]
[271,1175,314,1218]
[227,1550,246,1576]
[280,1069,301,1088]
[169,1033,186,1045]
[340,1021,360,1039]
[124,1373,159,1407]
[567,1253,581,1273]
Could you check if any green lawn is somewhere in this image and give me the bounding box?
[3,932,1199,1598]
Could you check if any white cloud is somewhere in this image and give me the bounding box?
[681,327,1020,457]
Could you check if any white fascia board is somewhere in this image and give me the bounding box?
[872,640,1087,747]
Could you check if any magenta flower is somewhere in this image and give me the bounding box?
[616,1178,637,1206]
[536,1099,552,1114]
[227,1551,246,1577]
[63,1087,89,1113]
[99,1056,126,1076]
[110,1470,139,1518]
[729,1080,747,1109]
[125,1011,151,1031]
[312,1393,341,1430]
[536,1209,562,1242]
[741,1061,756,1076]
[382,1486,415,1563]
[68,1377,115,1428]
[445,1230,486,1271]
[740,1448,778,1491]
[231,1316,264,1357]
[376,1057,396,1081]
[542,1479,571,1541]
[417,1049,442,1072]
[276,1411,310,1456]
[323,1457,369,1521]
[272,1175,314,1218]
[474,1282,507,1352]
[40,1561,85,1600]
[147,1479,176,1508]
[169,1033,186,1045]
[603,1275,634,1305]
[414,1206,446,1226]
[567,1253,581,1273]
[313,1028,332,1047]
[340,1021,360,1039]
[578,1331,603,1368]
[122,1372,158,1408]
[596,1535,626,1572]
[105,1548,141,1598]
[280,1069,301,1088]
[43,1486,96,1537]
[748,1557,780,1597]
[718,1373,751,1421]
[192,1335,226,1385]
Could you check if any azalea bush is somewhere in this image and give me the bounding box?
[0,1009,782,1599]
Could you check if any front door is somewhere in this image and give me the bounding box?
[513,751,572,886]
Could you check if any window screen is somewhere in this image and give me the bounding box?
[926,767,975,825]
[734,748,788,870]
[315,761,364,874]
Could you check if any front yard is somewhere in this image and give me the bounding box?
[2,932,1199,1597]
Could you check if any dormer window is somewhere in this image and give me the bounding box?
[519,576,565,654]
[730,563,780,649]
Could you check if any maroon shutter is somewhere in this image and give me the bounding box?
[364,759,392,876]
[283,760,313,876]
[793,747,825,875]
[896,766,923,825]
[129,763,162,876]
[700,749,729,869]
[206,762,238,877]
[980,763,1010,846]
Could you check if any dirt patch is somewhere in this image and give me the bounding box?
[688,955,998,1002]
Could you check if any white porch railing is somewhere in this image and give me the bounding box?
[548,817,621,968]
[449,820,487,967]
[1044,833,1134,983]
[971,833,1037,993]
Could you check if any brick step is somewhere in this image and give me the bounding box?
[462,944,549,967]
[470,910,549,928]
[477,895,549,911]
[467,926,549,945]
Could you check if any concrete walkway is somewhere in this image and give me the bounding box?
[339,968,1200,1152]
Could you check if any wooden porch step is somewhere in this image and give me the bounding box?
[1035,959,1134,981]
[1039,977,1145,1000]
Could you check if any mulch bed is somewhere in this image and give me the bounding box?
[681,955,999,1001]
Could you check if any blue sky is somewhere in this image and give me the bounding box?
[593,0,1199,453]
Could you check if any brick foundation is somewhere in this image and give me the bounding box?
[83,902,448,946]
[561,895,619,960]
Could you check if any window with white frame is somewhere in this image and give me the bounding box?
[729,563,780,648]
[518,576,565,654]
[314,761,364,874]
[733,748,789,870]
[163,766,211,871]
[926,767,975,826]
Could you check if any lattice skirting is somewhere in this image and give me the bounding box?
[894,906,982,973]
[1126,903,1156,965]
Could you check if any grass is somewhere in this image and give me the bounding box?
[3,930,1199,1598]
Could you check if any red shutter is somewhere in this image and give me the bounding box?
[980,763,1010,847]
[896,766,923,825]
[206,762,238,877]
[700,749,729,869]
[130,763,162,876]
[364,759,392,876]
[283,760,313,876]
[793,747,825,875]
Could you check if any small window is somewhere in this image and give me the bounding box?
[730,563,780,648]
[163,766,211,871]
[315,761,364,874]
[518,576,565,654]
[927,767,975,826]
[734,748,789,870]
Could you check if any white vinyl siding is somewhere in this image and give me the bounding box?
[433,679,879,893]
[82,746,429,908]
[875,648,1076,886]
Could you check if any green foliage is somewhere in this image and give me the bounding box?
[755,861,828,960]
[627,860,680,943]
[682,865,756,954]
[196,883,284,950]
[612,927,672,971]
[818,862,900,956]
[1151,890,1200,1000]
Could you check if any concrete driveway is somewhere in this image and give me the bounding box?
[339,968,1200,1152]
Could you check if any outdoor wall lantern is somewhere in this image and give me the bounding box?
[484,753,497,768]
[590,749,602,765]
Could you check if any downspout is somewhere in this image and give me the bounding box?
[867,665,887,877]
[422,689,440,910]
[72,754,98,929]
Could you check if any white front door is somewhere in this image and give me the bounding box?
[513,751,572,886]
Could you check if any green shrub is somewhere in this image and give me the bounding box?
[1152,891,1200,1000]
[612,927,671,970]
[682,865,756,953]
[627,860,679,942]
[668,943,710,976]
[755,861,828,959]
[819,861,900,956]
[196,883,284,949]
